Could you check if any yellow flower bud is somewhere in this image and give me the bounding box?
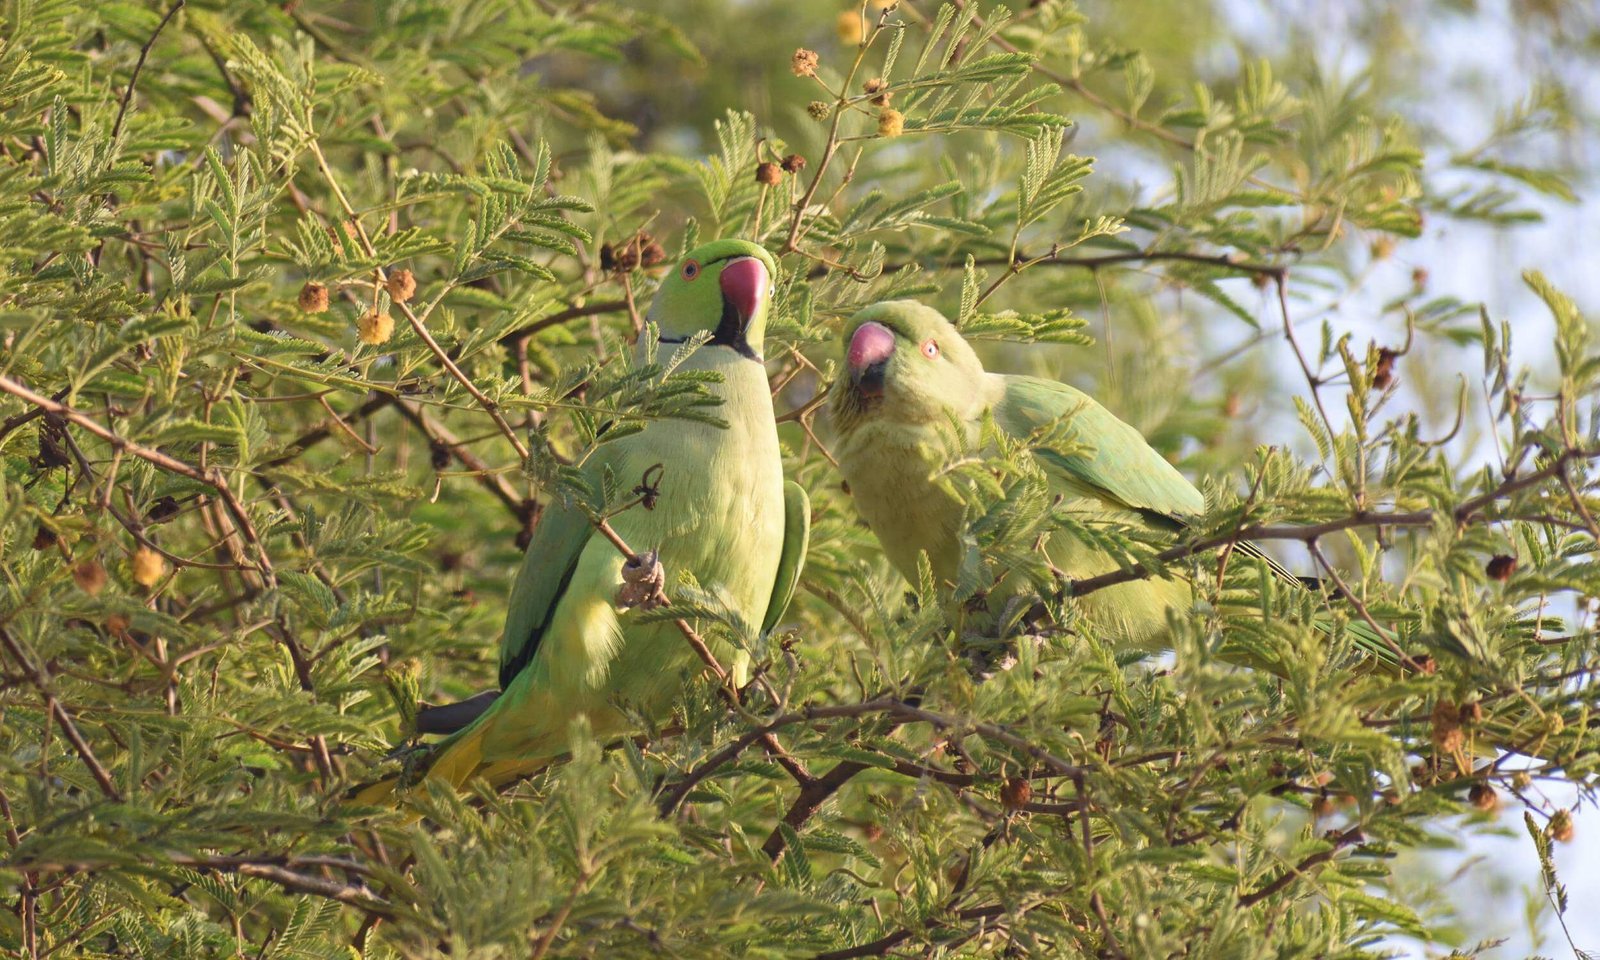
[836,10,864,45]
[131,547,165,588]
[357,311,395,346]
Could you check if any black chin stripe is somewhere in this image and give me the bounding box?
[658,334,763,362]
[710,295,760,360]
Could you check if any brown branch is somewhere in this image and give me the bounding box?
[261,394,392,470]
[12,853,402,920]
[814,247,1289,283]
[111,0,185,141]
[0,374,275,583]
[304,139,530,462]
[761,760,868,862]
[390,398,527,519]
[1066,444,1600,599]
[497,299,630,346]
[657,696,1085,818]
[1238,822,1365,907]
[812,905,1009,960]
[529,867,590,959]
[0,627,123,801]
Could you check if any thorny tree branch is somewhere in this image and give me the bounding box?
[0,627,123,802]
[110,0,186,142]
[497,298,631,347]
[9,852,406,921]
[304,139,532,463]
[0,374,275,582]
[1065,444,1600,599]
[828,246,1290,284]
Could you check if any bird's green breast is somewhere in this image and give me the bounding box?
[602,352,786,693]
[479,351,786,763]
[834,417,969,584]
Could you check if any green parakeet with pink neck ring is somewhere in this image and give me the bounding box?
[354,239,809,805]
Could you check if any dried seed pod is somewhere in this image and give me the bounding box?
[791,48,820,78]
[1000,776,1032,811]
[31,525,57,551]
[73,559,107,596]
[603,232,667,273]
[1468,783,1499,813]
[1486,554,1517,582]
[616,549,666,610]
[298,281,330,314]
[1371,347,1398,389]
[1431,701,1463,754]
[386,268,417,304]
[780,153,806,173]
[1549,808,1575,843]
[146,495,180,523]
[755,161,783,186]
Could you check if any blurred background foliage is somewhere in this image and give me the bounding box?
[1,0,1599,956]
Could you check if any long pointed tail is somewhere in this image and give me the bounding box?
[347,723,553,812]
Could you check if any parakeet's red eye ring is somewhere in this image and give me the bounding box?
[681,260,701,280]
[921,339,940,360]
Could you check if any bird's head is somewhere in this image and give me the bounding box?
[647,239,777,360]
[829,300,989,429]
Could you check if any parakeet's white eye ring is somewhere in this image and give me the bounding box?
[681,259,701,281]
[921,339,940,360]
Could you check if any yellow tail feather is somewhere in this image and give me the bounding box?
[348,726,552,814]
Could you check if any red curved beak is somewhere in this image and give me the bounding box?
[719,256,769,325]
[847,321,895,397]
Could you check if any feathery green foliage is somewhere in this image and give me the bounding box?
[1,1,1597,956]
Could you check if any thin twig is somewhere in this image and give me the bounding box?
[0,627,123,801]
[110,1,186,142]
[0,374,275,582]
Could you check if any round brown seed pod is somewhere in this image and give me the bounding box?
[1486,554,1517,582]
[386,268,417,304]
[1000,776,1032,811]
[298,282,330,314]
[791,48,820,78]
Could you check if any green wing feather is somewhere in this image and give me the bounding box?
[760,480,811,634]
[992,374,1397,666]
[992,375,1204,519]
[497,500,598,690]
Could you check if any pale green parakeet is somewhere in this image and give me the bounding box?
[827,299,1391,661]
[355,239,809,804]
